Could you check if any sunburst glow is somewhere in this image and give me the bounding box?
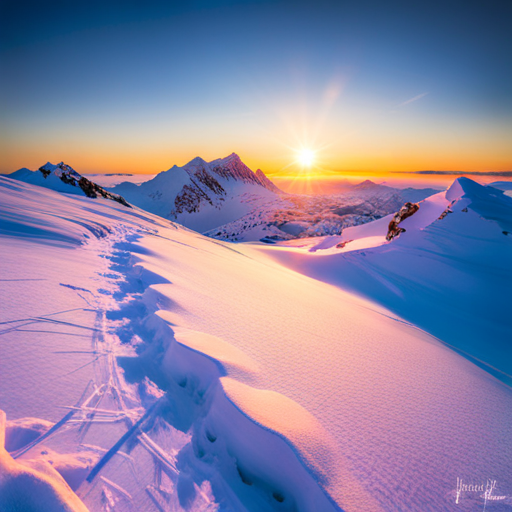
[297,149,315,168]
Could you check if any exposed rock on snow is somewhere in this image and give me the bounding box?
[385,201,420,240]
[9,162,131,208]
[174,168,226,214]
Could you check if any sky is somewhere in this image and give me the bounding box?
[1,0,511,180]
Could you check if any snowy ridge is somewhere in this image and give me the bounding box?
[255,169,282,194]
[8,162,131,208]
[209,153,281,191]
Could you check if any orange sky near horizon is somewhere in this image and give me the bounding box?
[3,97,511,179]
[3,138,511,179]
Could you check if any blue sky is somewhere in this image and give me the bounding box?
[1,0,511,175]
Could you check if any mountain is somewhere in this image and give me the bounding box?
[110,153,282,232]
[7,158,440,243]
[8,162,131,207]
[398,186,442,203]
[350,179,376,190]
[348,179,440,200]
[255,168,282,193]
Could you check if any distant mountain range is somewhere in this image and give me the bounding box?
[8,155,443,240]
[203,178,440,242]
[408,170,512,177]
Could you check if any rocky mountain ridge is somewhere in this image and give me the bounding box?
[9,162,131,208]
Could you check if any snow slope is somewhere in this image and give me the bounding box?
[1,176,511,511]
[109,153,280,233]
[258,178,512,385]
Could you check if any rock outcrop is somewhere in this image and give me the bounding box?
[37,162,131,207]
[386,202,420,241]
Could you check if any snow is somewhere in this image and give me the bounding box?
[168,326,260,377]
[207,197,400,243]
[490,181,512,190]
[176,189,271,234]
[256,178,512,383]
[7,166,86,196]
[1,411,89,512]
[203,180,439,243]
[1,175,511,511]
[5,417,54,452]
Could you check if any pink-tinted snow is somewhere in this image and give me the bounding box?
[1,176,511,512]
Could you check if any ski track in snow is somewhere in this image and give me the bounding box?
[68,227,221,512]
[3,218,324,512]
[0,193,364,512]
[1,221,220,511]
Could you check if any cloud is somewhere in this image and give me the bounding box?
[399,92,429,107]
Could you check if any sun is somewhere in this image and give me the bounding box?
[297,148,315,168]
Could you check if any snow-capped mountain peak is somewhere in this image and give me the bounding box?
[444,176,512,232]
[39,161,82,182]
[184,156,209,168]
[446,176,504,201]
[9,161,131,208]
[209,153,268,186]
[216,151,241,164]
[111,153,282,231]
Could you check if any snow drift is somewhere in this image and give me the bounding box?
[0,411,88,512]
